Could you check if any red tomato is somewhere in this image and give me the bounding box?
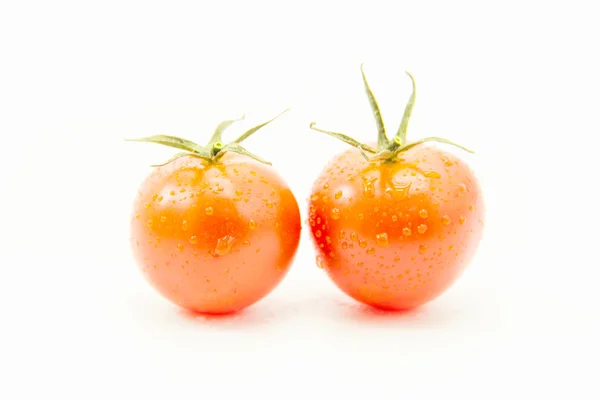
[129,113,301,314]
[308,67,484,310]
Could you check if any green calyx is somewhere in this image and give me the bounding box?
[310,64,474,163]
[126,109,290,167]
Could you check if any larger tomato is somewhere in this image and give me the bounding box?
[129,112,301,314]
[308,67,484,310]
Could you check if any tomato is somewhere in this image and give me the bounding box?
[129,112,301,314]
[308,66,484,310]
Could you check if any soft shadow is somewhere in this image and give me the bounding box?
[175,299,298,328]
[316,295,467,329]
[343,302,425,321]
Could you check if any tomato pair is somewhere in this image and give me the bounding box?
[129,66,484,314]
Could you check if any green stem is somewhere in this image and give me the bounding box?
[207,115,245,148]
[308,65,475,164]
[360,64,388,150]
[234,109,290,144]
[394,71,416,146]
[309,122,377,153]
[396,136,474,154]
[128,111,287,167]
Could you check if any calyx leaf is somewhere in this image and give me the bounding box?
[127,110,289,167]
[309,65,474,162]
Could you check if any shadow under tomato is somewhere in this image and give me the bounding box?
[176,300,297,327]
[328,296,465,328]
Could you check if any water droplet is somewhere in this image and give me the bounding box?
[266,201,274,208]
[152,193,158,201]
[235,190,243,196]
[459,216,466,225]
[157,195,163,202]
[386,179,412,201]
[144,203,151,208]
[403,227,412,236]
[182,220,188,231]
[391,215,398,222]
[315,230,322,238]
[376,232,389,247]
[177,244,184,252]
[189,236,198,245]
[331,208,340,220]
[335,190,343,200]
[441,156,454,166]
[419,244,428,254]
[350,232,358,242]
[249,219,257,230]
[316,256,325,269]
[419,209,429,218]
[442,215,451,225]
[417,224,428,234]
[323,182,329,189]
[339,230,346,239]
[458,183,467,194]
[242,240,250,247]
[358,213,364,220]
[147,219,154,228]
[170,190,175,196]
[397,274,404,280]
[362,176,378,198]
[325,236,332,244]
[311,194,319,201]
[424,171,441,179]
[367,247,375,255]
[342,241,348,249]
[213,235,236,256]
[160,216,167,223]
[359,239,367,248]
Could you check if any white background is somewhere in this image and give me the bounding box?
[1,0,599,398]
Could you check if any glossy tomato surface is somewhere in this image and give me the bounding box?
[308,144,484,310]
[130,153,301,314]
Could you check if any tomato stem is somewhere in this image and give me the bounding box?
[309,65,475,162]
[360,64,388,150]
[393,71,416,149]
[127,110,289,167]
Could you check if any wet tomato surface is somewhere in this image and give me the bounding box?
[131,153,301,314]
[308,145,483,310]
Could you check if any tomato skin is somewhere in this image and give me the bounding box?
[130,153,301,314]
[308,144,484,310]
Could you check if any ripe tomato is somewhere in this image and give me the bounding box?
[129,112,301,314]
[308,67,484,310]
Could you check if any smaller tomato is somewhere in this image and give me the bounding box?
[128,111,301,314]
[307,66,484,310]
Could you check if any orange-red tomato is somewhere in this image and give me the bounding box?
[308,144,484,310]
[130,153,301,314]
